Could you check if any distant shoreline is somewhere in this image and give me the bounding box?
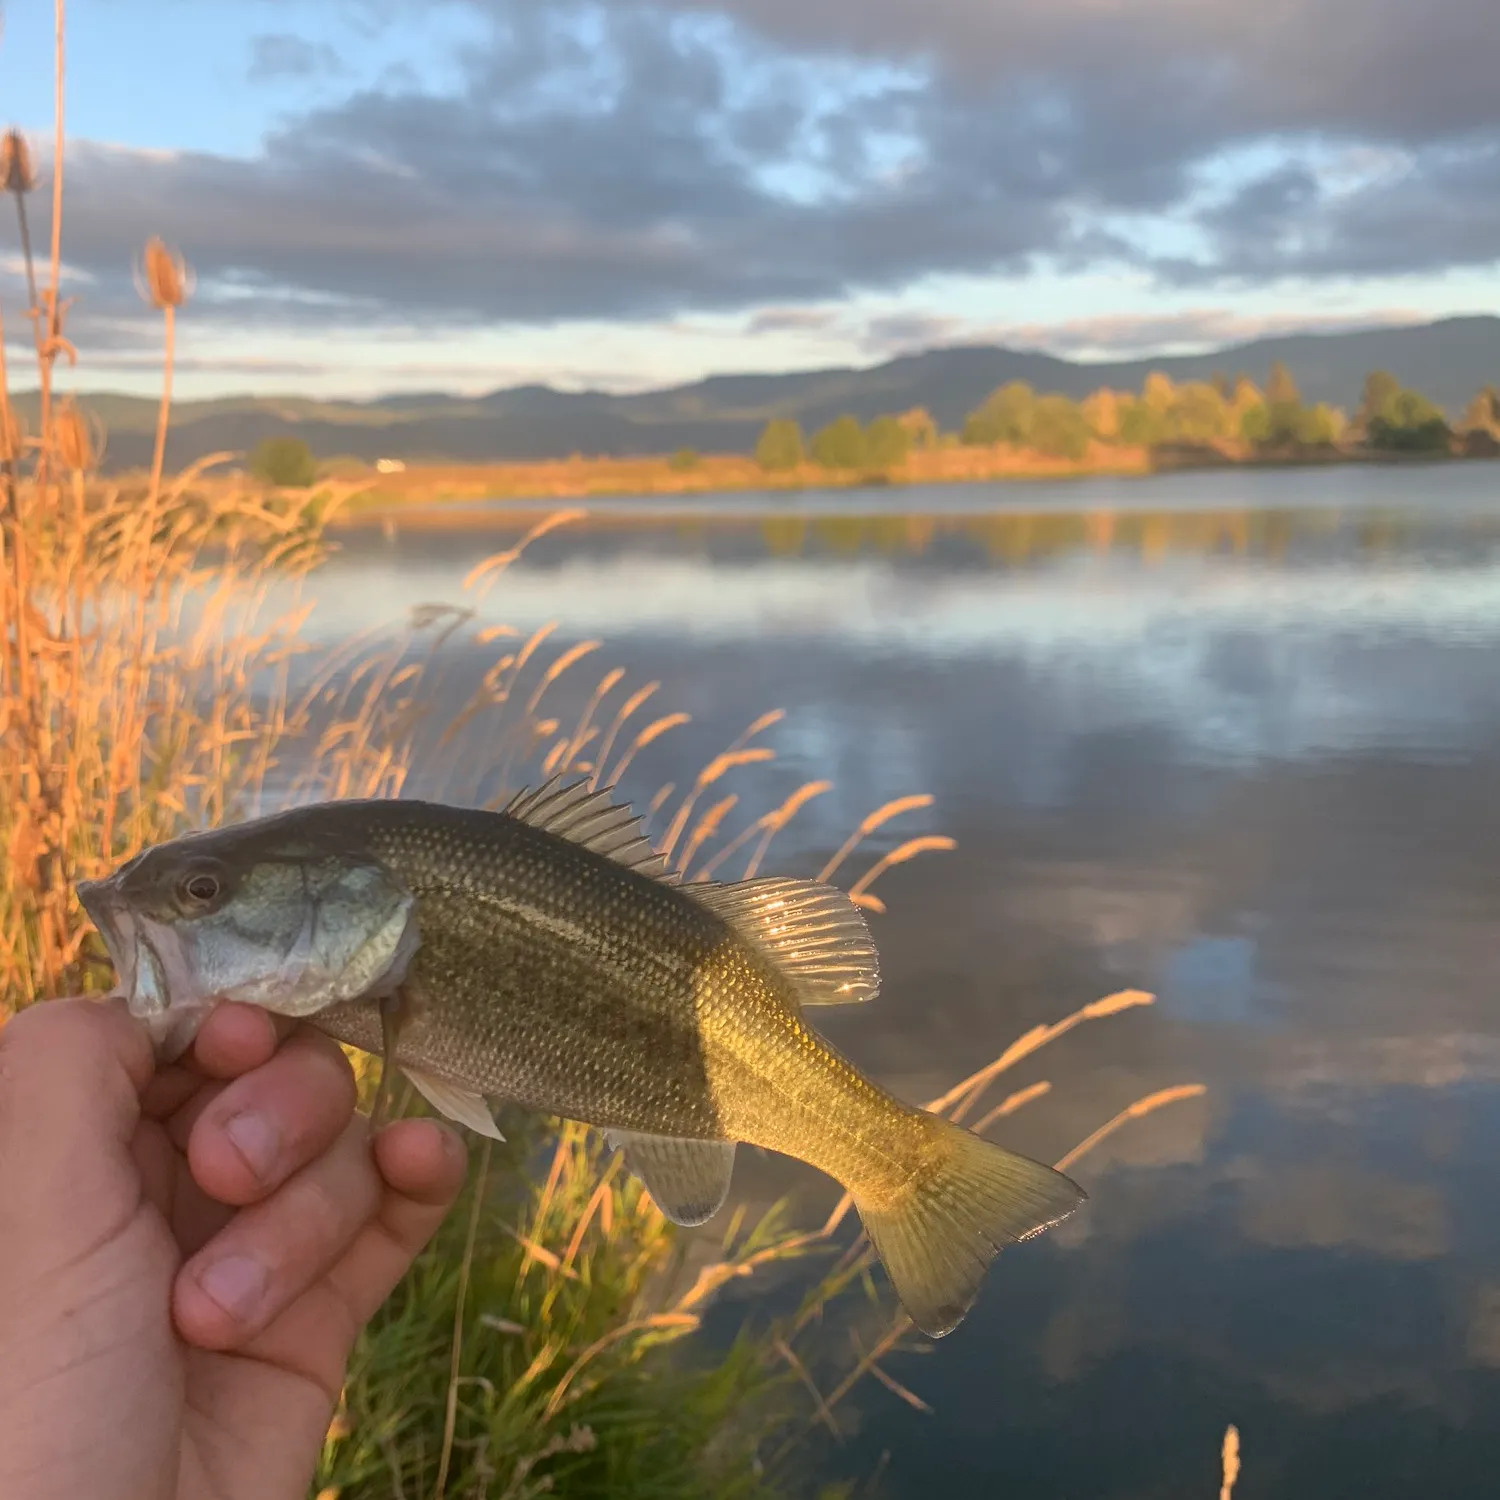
[327,437,1498,524]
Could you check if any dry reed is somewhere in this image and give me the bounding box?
[138,235,189,506]
[1220,1423,1241,1499]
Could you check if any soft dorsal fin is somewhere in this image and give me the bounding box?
[503,777,679,884]
[690,876,880,1006]
[604,1129,736,1226]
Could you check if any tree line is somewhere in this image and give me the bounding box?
[753,362,1500,473]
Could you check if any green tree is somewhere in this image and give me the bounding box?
[1239,401,1272,445]
[1293,404,1343,446]
[1264,403,1308,446]
[1142,371,1175,412]
[896,407,938,450]
[1118,396,1169,447]
[1230,375,1263,415]
[1081,388,1122,440]
[865,414,912,468]
[1358,370,1401,426]
[1028,394,1092,459]
[810,414,869,469]
[249,436,317,488]
[1367,388,1452,452]
[1265,360,1300,405]
[1461,386,1500,435]
[754,418,804,472]
[962,381,1035,445]
[1168,382,1232,443]
[668,448,699,472]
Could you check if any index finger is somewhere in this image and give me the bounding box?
[188,1002,298,1080]
[142,1002,299,1119]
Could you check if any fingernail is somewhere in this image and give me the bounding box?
[197,1255,267,1321]
[224,1111,279,1180]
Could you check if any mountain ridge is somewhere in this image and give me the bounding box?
[16,314,1500,472]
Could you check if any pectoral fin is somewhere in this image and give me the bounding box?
[367,990,408,1132]
[402,1064,506,1141]
[605,1130,736,1226]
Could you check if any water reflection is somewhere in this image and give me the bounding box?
[296,466,1500,1496]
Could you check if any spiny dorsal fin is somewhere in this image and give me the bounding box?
[604,1129,736,1226]
[690,876,880,1006]
[502,776,679,884]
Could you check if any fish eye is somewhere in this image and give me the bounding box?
[180,872,221,905]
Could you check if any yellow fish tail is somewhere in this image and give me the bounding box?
[854,1115,1086,1337]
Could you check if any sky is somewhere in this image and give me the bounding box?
[0,0,1496,399]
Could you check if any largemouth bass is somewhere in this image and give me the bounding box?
[76,779,1084,1336]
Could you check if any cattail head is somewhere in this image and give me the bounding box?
[0,130,36,195]
[139,236,190,310]
[53,397,100,473]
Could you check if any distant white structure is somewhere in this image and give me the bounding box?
[375,457,407,473]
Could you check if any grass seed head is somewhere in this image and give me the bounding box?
[53,397,98,472]
[140,235,189,310]
[0,129,36,194]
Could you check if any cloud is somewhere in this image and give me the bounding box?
[984,307,1433,360]
[247,34,348,83]
[1237,1162,1450,1262]
[28,0,1500,348]
[746,306,841,335]
[1185,138,1500,282]
[858,311,966,355]
[842,306,1433,361]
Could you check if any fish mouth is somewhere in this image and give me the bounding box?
[76,876,209,1061]
[77,877,139,998]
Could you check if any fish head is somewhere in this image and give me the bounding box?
[77,819,419,1061]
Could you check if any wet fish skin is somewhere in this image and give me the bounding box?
[77,785,1085,1336]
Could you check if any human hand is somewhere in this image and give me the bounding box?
[0,994,468,1500]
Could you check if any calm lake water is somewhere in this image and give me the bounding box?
[292,463,1500,1497]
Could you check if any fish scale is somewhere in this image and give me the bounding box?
[327,803,744,1136]
[76,780,1086,1337]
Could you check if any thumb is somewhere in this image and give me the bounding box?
[0,996,155,1201]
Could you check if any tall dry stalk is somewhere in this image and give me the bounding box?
[33,0,67,488]
[1219,1424,1241,1499]
[0,0,386,1003]
[49,1,64,313]
[140,236,189,506]
[0,127,39,326]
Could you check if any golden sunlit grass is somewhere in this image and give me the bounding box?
[1,8,1211,1497]
[0,428,369,1003]
[330,441,1155,512]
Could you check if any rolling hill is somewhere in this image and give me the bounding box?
[17,314,1500,474]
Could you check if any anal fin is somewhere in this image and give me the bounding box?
[403,1064,506,1141]
[605,1130,736,1226]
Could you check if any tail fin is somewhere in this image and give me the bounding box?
[854,1116,1085,1338]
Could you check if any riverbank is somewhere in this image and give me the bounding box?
[327,434,1500,515]
[334,442,1155,511]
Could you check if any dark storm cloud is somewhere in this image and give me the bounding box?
[657,0,1500,143]
[1185,139,1500,283]
[39,0,1500,333]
